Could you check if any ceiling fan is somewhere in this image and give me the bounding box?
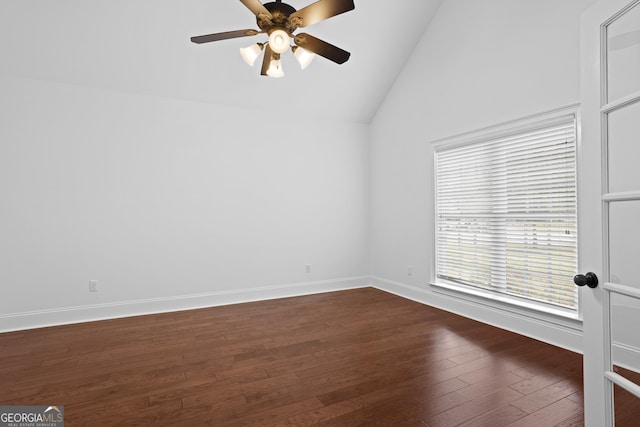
[191,0,355,77]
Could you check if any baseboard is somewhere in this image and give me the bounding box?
[370,276,584,354]
[0,276,369,333]
[613,342,640,373]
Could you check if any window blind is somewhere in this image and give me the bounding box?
[435,115,578,311]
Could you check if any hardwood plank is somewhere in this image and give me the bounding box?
[419,380,524,419]
[509,368,571,395]
[554,412,584,427]
[505,398,582,427]
[268,399,365,426]
[457,404,528,427]
[457,366,523,387]
[228,397,325,426]
[510,378,581,414]
[425,387,524,426]
[317,397,427,426]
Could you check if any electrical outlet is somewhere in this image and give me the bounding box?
[407,266,413,276]
[305,264,311,273]
[89,280,99,292]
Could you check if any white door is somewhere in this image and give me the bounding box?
[580,0,640,425]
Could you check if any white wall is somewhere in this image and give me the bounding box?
[370,0,599,352]
[0,75,370,331]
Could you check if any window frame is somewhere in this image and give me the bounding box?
[430,105,582,321]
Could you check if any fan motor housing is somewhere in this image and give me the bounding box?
[258,1,297,31]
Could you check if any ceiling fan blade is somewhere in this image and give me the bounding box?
[191,29,258,44]
[290,0,354,28]
[260,44,274,76]
[239,0,273,18]
[294,33,350,64]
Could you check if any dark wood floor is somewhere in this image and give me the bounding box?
[1,287,639,426]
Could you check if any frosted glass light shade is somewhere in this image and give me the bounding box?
[266,58,284,78]
[240,43,263,67]
[294,47,315,70]
[268,29,290,54]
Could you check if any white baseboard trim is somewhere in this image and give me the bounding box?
[371,276,584,354]
[613,342,640,373]
[0,276,369,333]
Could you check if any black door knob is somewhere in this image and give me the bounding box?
[574,272,598,288]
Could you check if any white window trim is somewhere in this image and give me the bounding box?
[430,104,582,322]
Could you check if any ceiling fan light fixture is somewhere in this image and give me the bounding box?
[268,29,291,54]
[266,55,285,78]
[190,0,355,77]
[239,42,264,67]
[293,46,315,70]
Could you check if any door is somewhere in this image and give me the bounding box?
[580,0,640,425]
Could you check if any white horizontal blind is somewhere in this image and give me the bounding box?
[435,115,578,311]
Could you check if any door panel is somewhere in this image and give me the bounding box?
[610,292,640,378]
[606,2,640,102]
[607,101,640,193]
[609,201,640,285]
[581,0,640,425]
[614,380,638,427]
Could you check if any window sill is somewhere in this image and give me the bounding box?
[430,280,583,331]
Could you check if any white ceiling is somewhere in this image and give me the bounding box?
[0,0,442,123]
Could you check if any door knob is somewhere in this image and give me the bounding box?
[574,272,598,288]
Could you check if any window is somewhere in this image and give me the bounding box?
[434,108,578,315]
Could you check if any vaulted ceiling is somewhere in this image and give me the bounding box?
[0,0,442,123]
